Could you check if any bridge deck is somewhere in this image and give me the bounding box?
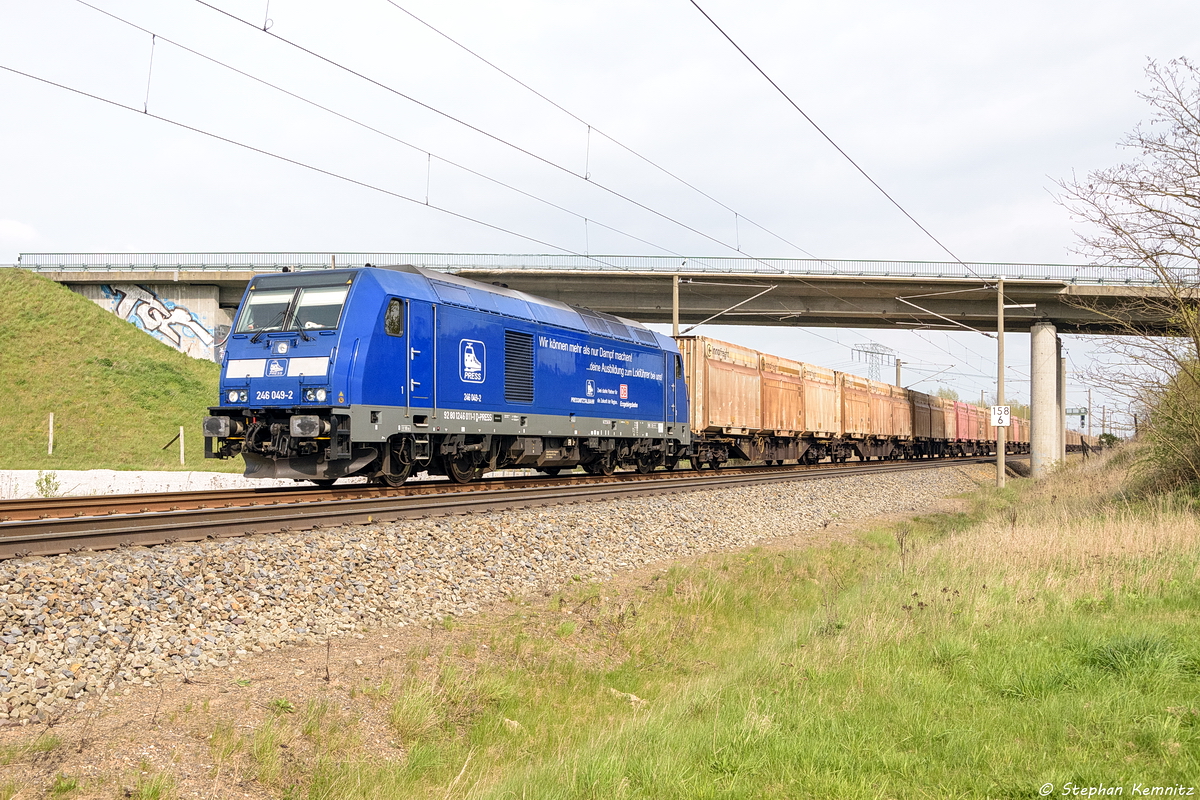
[10,253,1175,334]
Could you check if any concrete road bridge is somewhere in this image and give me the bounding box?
[11,252,1175,480]
[15,251,1167,334]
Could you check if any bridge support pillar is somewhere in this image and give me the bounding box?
[1031,321,1060,479]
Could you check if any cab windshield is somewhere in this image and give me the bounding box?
[235,284,350,334]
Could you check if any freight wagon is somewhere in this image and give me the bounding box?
[674,335,1029,469]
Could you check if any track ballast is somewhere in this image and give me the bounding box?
[0,456,1021,560]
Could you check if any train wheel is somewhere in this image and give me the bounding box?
[596,453,616,476]
[635,457,654,474]
[664,457,679,472]
[380,462,413,487]
[445,455,478,484]
[541,467,562,477]
[708,459,722,470]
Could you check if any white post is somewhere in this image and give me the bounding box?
[996,281,1005,488]
[672,274,680,338]
[1088,388,1093,439]
[895,358,902,387]
[179,425,185,466]
[48,412,54,456]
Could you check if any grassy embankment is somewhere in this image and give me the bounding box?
[176,448,1198,798]
[0,268,238,472]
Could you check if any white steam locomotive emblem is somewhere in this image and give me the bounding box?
[460,339,485,383]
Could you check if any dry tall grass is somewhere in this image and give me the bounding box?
[792,445,1200,673]
[929,448,1200,600]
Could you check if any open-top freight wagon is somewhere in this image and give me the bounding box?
[676,335,1031,469]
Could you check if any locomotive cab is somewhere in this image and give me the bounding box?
[203,270,368,481]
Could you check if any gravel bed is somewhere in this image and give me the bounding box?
[0,465,989,724]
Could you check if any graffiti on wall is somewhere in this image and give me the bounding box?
[100,284,215,360]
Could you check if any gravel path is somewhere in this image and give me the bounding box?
[0,465,990,725]
[0,469,308,500]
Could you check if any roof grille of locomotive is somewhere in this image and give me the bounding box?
[633,327,658,345]
[577,308,634,341]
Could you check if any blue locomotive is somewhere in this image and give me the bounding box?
[202,265,691,484]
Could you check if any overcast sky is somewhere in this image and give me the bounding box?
[2,0,1196,428]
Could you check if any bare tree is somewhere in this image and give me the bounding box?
[1056,58,1200,486]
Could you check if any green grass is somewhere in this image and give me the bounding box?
[128,773,177,800]
[0,732,63,766]
[0,268,238,471]
[192,448,1200,797]
[49,773,78,797]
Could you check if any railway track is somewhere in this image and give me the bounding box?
[0,455,1020,560]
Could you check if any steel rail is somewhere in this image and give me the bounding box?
[0,467,771,521]
[0,456,1017,560]
[0,477,515,521]
[0,454,1017,522]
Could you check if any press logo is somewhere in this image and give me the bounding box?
[460,340,485,383]
[586,380,595,397]
[266,358,287,377]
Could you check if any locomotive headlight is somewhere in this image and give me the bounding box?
[227,390,239,403]
[315,388,327,402]
[302,388,329,403]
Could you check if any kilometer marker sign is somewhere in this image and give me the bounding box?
[991,405,1011,427]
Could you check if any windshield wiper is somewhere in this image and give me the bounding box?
[250,310,289,343]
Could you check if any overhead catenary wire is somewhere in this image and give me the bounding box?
[0,63,638,274]
[685,0,995,290]
[73,0,971,334]
[142,33,156,113]
[378,0,823,261]
[68,0,689,265]
[392,0,1091,383]
[187,0,898,322]
[190,0,799,276]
